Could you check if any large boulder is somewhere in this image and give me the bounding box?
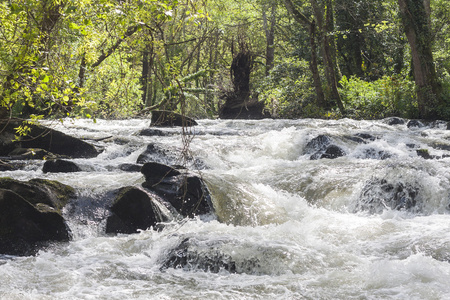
[0,178,75,211]
[105,186,171,234]
[0,189,71,256]
[141,162,214,218]
[0,119,100,158]
[151,110,197,127]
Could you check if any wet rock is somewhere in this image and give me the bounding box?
[161,238,238,273]
[304,135,331,154]
[355,178,419,214]
[385,117,405,125]
[416,149,436,159]
[141,166,214,218]
[136,143,173,165]
[305,135,345,160]
[119,163,142,172]
[319,145,346,159]
[0,120,100,158]
[151,110,198,127]
[105,186,170,234]
[139,128,171,136]
[219,99,269,120]
[345,133,377,144]
[141,162,181,184]
[429,142,450,152]
[0,160,25,171]
[43,159,81,173]
[361,148,392,160]
[7,148,58,160]
[0,189,71,256]
[407,120,425,128]
[0,178,75,211]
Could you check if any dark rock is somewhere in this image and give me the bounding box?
[319,145,346,159]
[385,117,405,125]
[362,148,392,160]
[0,160,25,171]
[354,178,419,214]
[161,238,237,273]
[151,110,198,127]
[0,189,71,256]
[416,149,435,159]
[7,148,58,160]
[119,163,142,172]
[305,136,345,160]
[219,100,269,120]
[141,162,181,184]
[0,178,75,211]
[0,120,100,158]
[355,133,376,141]
[139,128,170,136]
[304,135,331,154]
[43,159,81,173]
[136,143,173,165]
[345,133,377,144]
[142,169,214,218]
[407,120,425,128]
[105,187,170,234]
[429,142,450,151]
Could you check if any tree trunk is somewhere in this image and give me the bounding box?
[141,45,151,107]
[311,0,344,113]
[398,0,441,119]
[283,0,326,108]
[263,4,277,75]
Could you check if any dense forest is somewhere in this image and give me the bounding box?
[0,0,449,121]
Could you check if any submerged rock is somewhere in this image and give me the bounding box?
[43,159,81,173]
[105,186,170,234]
[151,110,198,127]
[162,238,238,273]
[354,178,419,214]
[0,188,71,256]
[139,128,171,136]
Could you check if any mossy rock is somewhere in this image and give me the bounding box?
[0,178,75,211]
[0,189,71,256]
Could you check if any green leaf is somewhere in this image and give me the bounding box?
[41,75,50,83]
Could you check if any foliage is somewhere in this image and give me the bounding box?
[0,0,449,121]
[257,58,316,118]
[339,75,417,119]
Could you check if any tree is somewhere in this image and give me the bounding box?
[283,0,326,108]
[398,0,442,119]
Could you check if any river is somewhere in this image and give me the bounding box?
[1,118,450,299]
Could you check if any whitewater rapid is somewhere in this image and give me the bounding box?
[1,118,450,299]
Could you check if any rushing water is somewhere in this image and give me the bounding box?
[2,118,450,299]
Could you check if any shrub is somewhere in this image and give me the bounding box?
[339,75,417,119]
